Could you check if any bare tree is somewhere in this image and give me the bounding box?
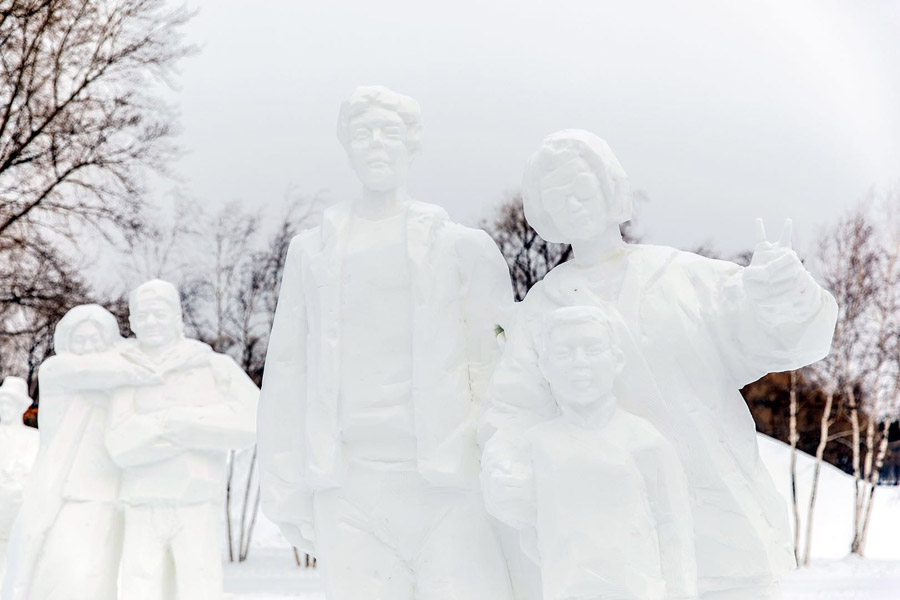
[0,0,192,243]
[788,369,800,563]
[481,193,571,302]
[0,0,192,382]
[853,189,900,555]
[804,205,880,564]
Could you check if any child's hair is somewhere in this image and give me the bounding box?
[539,305,621,360]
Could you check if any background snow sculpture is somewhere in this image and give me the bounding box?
[0,377,38,586]
[104,280,259,600]
[480,130,839,600]
[3,304,142,600]
[257,86,518,600]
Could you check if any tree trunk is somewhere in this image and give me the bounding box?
[803,390,834,566]
[858,420,892,554]
[225,449,236,562]
[848,387,863,555]
[789,370,801,564]
[238,445,259,562]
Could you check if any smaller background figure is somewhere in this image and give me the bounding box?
[0,376,39,584]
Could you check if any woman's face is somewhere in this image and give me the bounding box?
[68,320,108,355]
[539,157,611,242]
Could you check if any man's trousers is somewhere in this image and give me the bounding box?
[313,462,514,600]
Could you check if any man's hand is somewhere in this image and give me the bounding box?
[482,456,536,529]
[743,218,815,316]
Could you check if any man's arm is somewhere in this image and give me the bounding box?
[105,389,183,468]
[161,355,258,451]
[456,227,515,404]
[39,351,158,392]
[477,279,558,455]
[256,234,316,553]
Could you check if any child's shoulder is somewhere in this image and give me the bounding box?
[611,410,669,451]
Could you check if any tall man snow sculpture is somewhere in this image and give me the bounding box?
[0,377,38,584]
[258,86,515,600]
[483,306,697,600]
[105,280,258,600]
[480,130,838,600]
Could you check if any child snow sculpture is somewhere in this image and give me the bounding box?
[483,305,698,600]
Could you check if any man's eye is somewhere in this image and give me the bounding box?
[383,127,402,138]
[587,345,606,356]
[352,129,369,140]
[555,351,571,360]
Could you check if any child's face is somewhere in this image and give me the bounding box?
[543,321,620,413]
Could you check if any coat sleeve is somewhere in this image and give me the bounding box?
[456,227,515,406]
[105,389,183,468]
[163,354,258,451]
[477,282,557,451]
[683,251,838,386]
[257,234,316,546]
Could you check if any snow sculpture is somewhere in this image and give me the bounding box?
[2,305,145,600]
[480,130,839,600]
[0,377,38,585]
[103,280,259,600]
[258,86,516,600]
[483,306,697,600]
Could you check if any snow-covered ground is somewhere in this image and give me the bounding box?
[221,435,900,599]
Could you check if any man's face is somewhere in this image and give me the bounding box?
[69,321,108,355]
[130,299,179,349]
[346,107,413,193]
[542,320,621,414]
[540,158,611,242]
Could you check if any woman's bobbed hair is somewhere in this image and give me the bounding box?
[522,130,631,244]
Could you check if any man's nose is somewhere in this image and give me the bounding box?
[567,196,581,210]
[573,348,590,365]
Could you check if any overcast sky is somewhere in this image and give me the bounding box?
[156,0,900,258]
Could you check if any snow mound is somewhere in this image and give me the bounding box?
[757,433,900,560]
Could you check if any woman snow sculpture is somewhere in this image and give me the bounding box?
[3,305,153,600]
[483,306,698,600]
[0,377,39,585]
[480,130,838,600]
